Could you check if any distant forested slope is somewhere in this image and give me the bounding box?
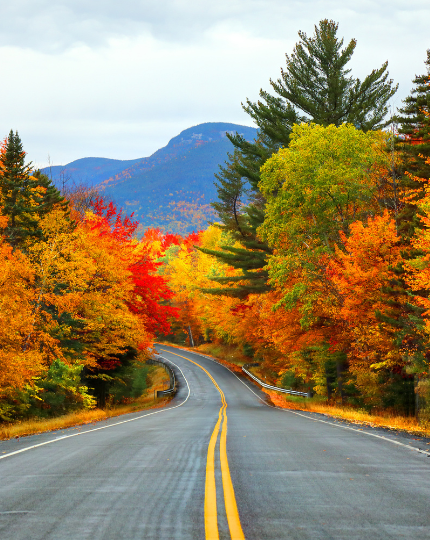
[42,122,257,233]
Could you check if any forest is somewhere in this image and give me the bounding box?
[1,19,430,428]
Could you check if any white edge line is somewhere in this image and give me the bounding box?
[0,358,190,462]
[158,345,430,459]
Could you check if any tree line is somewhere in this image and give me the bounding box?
[0,133,181,419]
[2,19,430,426]
[164,20,430,424]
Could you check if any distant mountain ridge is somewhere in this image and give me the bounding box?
[42,122,257,233]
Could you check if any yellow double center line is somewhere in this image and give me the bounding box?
[160,349,245,540]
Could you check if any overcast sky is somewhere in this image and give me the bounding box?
[1,0,429,168]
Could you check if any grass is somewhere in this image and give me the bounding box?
[0,366,171,441]
[264,389,430,437]
[197,343,250,368]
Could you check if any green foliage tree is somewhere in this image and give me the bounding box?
[206,19,397,298]
[14,360,96,419]
[259,123,388,294]
[0,130,41,247]
[32,169,69,220]
[271,20,397,130]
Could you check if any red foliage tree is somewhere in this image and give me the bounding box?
[91,200,178,341]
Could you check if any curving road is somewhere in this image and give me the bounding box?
[0,344,430,540]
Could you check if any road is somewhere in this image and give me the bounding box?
[0,344,429,540]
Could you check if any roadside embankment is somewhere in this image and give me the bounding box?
[0,365,171,441]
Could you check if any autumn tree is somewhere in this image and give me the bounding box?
[0,219,46,404]
[377,54,430,404]
[206,19,397,297]
[393,49,430,238]
[259,123,388,281]
[404,153,430,422]
[326,212,410,410]
[256,123,390,399]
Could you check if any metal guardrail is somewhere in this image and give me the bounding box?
[242,364,311,398]
[147,357,177,398]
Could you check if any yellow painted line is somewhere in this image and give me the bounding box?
[205,404,224,540]
[159,348,246,540]
[220,406,246,540]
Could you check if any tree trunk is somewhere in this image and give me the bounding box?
[187,325,195,347]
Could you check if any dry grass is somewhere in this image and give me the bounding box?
[264,389,430,437]
[196,343,249,367]
[0,366,171,441]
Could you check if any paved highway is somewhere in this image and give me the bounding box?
[1,344,429,539]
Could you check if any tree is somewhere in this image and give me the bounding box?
[206,19,397,297]
[271,20,397,130]
[0,131,40,247]
[32,170,69,220]
[0,131,67,248]
[257,123,391,401]
[259,123,388,282]
[326,212,406,408]
[376,55,430,408]
[0,217,47,401]
[395,49,430,238]
[204,146,274,297]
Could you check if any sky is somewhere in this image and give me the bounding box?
[0,0,429,169]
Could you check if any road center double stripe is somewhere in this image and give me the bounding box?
[159,349,245,540]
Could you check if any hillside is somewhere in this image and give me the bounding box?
[42,122,258,233]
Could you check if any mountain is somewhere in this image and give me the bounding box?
[43,157,143,189]
[42,122,258,233]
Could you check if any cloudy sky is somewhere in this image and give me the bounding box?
[1,0,429,168]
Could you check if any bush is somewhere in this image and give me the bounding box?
[108,364,150,403]
[25,360,96,418]
[280,371,303,390]
[242,342,255,358]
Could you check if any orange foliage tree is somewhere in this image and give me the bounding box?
[0,216,46,398]
[326,211,403,404]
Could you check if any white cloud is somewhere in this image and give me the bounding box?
[0,1,429,165]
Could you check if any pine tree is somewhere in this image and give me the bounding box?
[272,20,397,130]
[32,169,69,220]
[203,137,278,296]
[0,131,67,247]
[204,19,397,298]
[395,49,430,238]
[377,51,430,415]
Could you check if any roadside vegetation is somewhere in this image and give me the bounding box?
[1,19,430,436]
[161,21,430,430]
[264,390,430,438]
[0,366,170,440]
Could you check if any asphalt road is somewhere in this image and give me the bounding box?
[1,344,429,540]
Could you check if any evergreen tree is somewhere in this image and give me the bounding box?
[395,49,430,238]
[377,51,430,414]
[204,19,398,298]
[271,20,397,130]
[0,130,68,247]
[33,169,69,217]
[0,130,39,247]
